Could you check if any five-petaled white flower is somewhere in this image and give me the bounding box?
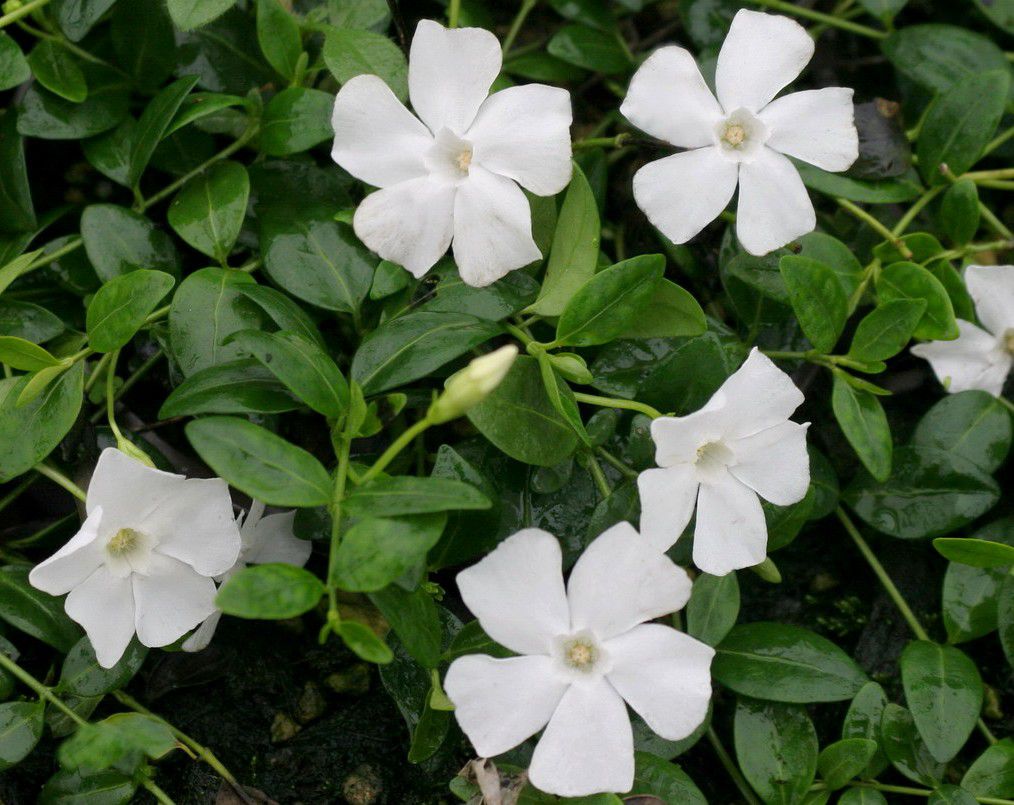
[638,349,810,576]
[444,523,713,797]
[331,20,573,287]
[910,264,1014,396]
[29,448,241,668]
[182,500,311,653]
[620,9,858,255]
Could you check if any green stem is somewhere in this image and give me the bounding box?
[836,198,913,258]
[937,240,1014,261]
[998,396,1014,415]
[976,179,1014,191]
[358,416,433,486]
[745,0,887,39]
[573,392,663,420]
[0,0,52,29]
[141,779,176,805]
[595,446,638,479]
[501,0,537,57]
[7,511,76,548]
[503,321,537,348]
[34,462,86,501]
[0,474,36,515]
[447,0,461,28]
[892,187,942,237]
[83,351,112,395]
[584,453,612,498]
[105,348,127,445]
[573,133,630,150]
[965,167,1014,181]
[326,430,352,617]
[848,780,1014,805]
[0,652,86,725]
[707,727,762,805]
[978,200,1014,240]
[984,125,1014,157]
[762,350,809,361]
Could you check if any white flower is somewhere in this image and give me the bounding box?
[910,264,1014,396]
[330,20,573,287]
[620,9,858,255]
[182,500,312,652]
[444,524,713,797]
[428,344,518,423]
[637,348,810,576]
[29,448,241,668]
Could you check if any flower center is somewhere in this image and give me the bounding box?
[695,440,735,476]
[714,108,770,162]
[455,147,473,174]
[552,630,610,680]
[103,525,156,577]
[722,123,746,147]
[564,638,597,671]
[107,527,143,557]
[426,128,475,182]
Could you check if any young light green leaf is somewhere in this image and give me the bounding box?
[831,371,893,482]
[339,621,394,665]
[322,26,408,101]
[848,298,926,362]
[217,564,323,619]
[818,738,879,790]
[256,0,302,81]
[876,261,958,341]
[167,0,237,30]
[331,514,447,592]
[86,269,175,352]
[167,161,249,263]
[0,336,62,371]
[934,537,1014,568]
[260,87,334,156]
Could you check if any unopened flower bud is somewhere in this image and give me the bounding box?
[428,345,518,424]
[548,352,593,385]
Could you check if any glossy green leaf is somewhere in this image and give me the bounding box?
[345,477,490,517]
[166,91,246,137]
[686,572,740,648]
[536,350,592,447]
[0,33,30,92]
[260,87,334,156]
[168,0,237,30]
[940,179,981,245]
[0,301,64,344]
[796,161,923,204]
[16,65,129,140]
[58,712,176,771]
[547,23,631,73]
[82,117,134,186]
[59,637,147,698]
[848,299,926,362]
[780,255,849,353]
[734,699,817,805]
[322,26,408,101]
[86,269,175,352]
[233,283,325,349]
[128,75,200,188]
[186,416,332,506]
[0,336,62,371]
[332,514,447,592]
[616,279,707,339]
[838,790,888,805]
[167,161,249,262]
[831,372,893,482]
[714,622,869,703]
[0,111,36,234]
[936,537,1014,568]
[818,738,879,790]
[0,700,44,771]
[882,25,1011,98]
[962,742,1014,798]
[217,564,323,619]
[901,641,983,762]
[158,358,299,417]
[80,204,180,282]
[27,41,86,103]
[876,261,958,341]
[843,681,891,778]
[629,751,706,803]
[369,585,441,669]
[39,767,136,804]
[256,0,302,81]
[929,785,979,805]
[53,0,119,41]
[880,703,945,786]
[912,391,1012,473]
[339,620,394,664]
[0,565,80,651]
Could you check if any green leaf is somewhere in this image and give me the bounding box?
[82,118,133,186]
[345,477,490,517]
[260,87,334,156]
[912,391,1011,474]
[527,164,600,316]
[831,372,893,482]
[818,738,879,790]
[332,514,447,592]
[186,416,332,507]
[629,752,706,803]
[467,355,579,467]
[0,33,30,92]
[52,0,119,42]
[39,767,136,805]
[16,65,129,140]
[0,111,36,234]
[686,572,740,648]
[555,255,665,346]
[848,299,926,362]
[86,269,175,353]
[843,681,891,778]
[217,564,323,619]
[547,23,631,73]
[80,204,180,282]
[615,279,707,339]
[880,703,945,786]
[168,0,237,30]
[917,71,1010,185]
[0,300,63,344]
[350,311,501,396]
[323,26,408,101]
[882,25,1011,98]
[876,261,958,340]
[227,329,349,418]
[0,565,81,651]
[940,179,981,245]
[167,161,249,262]
[536,351,592,447]
[734,699,817,805]
[58,712,176,771]
[935,537,1014,568]
[714,622,869,703]
[339,621,394,664]
[0,700,44,771]
[838,790,888,805]
[799,231,866,299]
[845,446,1000,540]
[962,742,1014,798]
[795,161,923,204]
[0,336,62,371]
[260,213,375,315]
[0,363,83,483]
[59,637,147,697]
[111,0,175,93]
[158,358,298,418]
[901,641,983,762]
[128,75,200,188]
[233,283,326,349]
[973,0,1014,32]
[779,255,849,353]
[929,786,979,805]
[257,0,302,81]
[166,91,246,137]
[369,585,441,669]
[421,266,540,321]
[1000,574,1014,666]
[27,41,86,103]
[856,0,908,21]
[168,267,265,377]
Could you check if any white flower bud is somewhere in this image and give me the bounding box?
[428,345,518,424]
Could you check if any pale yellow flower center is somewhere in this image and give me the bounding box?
[723,123,746,147]
[455,147,473,174]
[563,638,597,671]
[107,527,143,557]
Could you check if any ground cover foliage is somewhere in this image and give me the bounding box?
[0,0,1012,802]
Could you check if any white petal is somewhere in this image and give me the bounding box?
[353,176,456,278]
[242,510,311,567]
[632,148,739,245]
[911,320,1012,396]
[761,88,858,172]
[736,146,815,255]
[65,566,135,669]
[132,555,217,648]
[452,166,542,287]
[330,75,433,189]
[605,624,714,741]
[143,477,241,578]
[467,84,573,196]
[567,522,692,641]
[409,19,501,135]
[528,677,634,797]
[85,448,185,535]
[444,654,567,757]
[730,421,810,506]
[965,264,1014,336]
[637,466,699,552]
[29,506,104,595]
[456,528,570,655]
[181,610,223,653]
[716,9,814,113]
[650,406,728,467]
[714,348,805,439]
[693,474,767,576]
[620,46,724,148]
